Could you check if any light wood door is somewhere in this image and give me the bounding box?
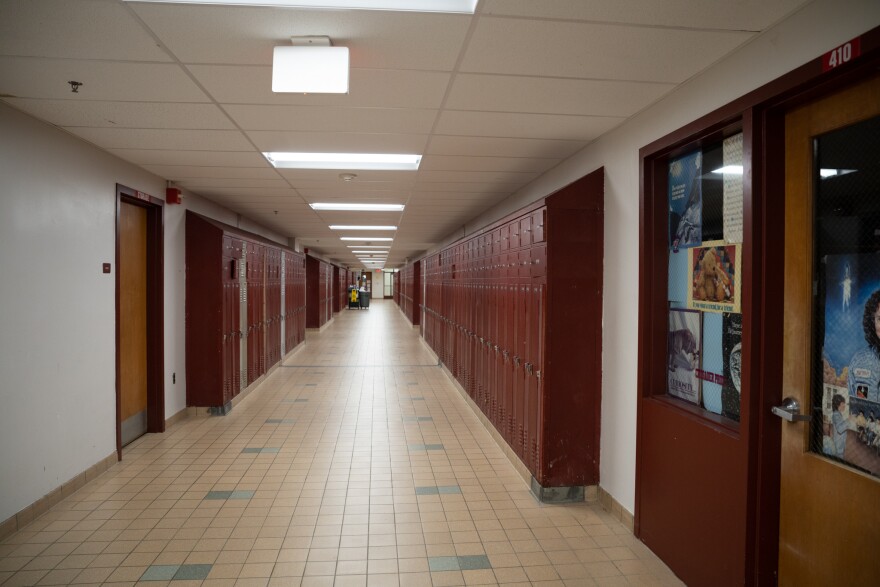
[780,75,880,584]
[119,201,148,446]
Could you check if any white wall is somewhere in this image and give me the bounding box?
[0,104,288,522]
[459,0,880,512]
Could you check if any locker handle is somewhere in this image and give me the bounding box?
[525,363,533,375]
[514,356,521,367]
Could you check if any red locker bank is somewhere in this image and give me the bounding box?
[409,168,603,500]
[185,212,306,413]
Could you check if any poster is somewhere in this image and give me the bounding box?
[668,309,701,405]
[668,150,702,251]
[722,313,743,421]
[722,134,744,244]
[687,240,741,313]
[821,253,880,477]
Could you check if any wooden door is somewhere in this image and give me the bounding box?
[780,74,880,584]
[119,202,148,446]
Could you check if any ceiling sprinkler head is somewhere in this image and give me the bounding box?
[338,173,357,182]
[68,81,83,93]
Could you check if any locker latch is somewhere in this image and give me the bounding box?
[525,362,533,375]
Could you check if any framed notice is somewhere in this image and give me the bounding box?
[668,308,702,405]
[668,150,702,251]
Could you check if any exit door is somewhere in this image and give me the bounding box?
[779,75,880,584]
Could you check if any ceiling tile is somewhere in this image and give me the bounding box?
[4,99,234,129]
[0,0,172,62]
[435,110,623,141]
[462,18,753,83]
[189,66,453,109]
[64,127,252,151]
[0,58,210,102]
[417,170,535,184]
[107,149,269,168]
[480,0,809,31]
[428,135,585,159]
[446,73,674,117]
[224,104,437,134]
[142,165,281,180]
[174,178,291,189]
[419,155,559,173]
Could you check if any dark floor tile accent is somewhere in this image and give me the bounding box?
[141,565,179,581]
[265,418,295,424]
[294,398,309,402]
[241,448,279,454]
[172,564,213,580]
[204,491,232,500]
[428,556,460,572]
[402,416,433,422]
[458,555,492,570]
[229,490,255,499]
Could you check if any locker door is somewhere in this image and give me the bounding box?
[520,214,532,248]
[531,244,547,278]
[515,283,529,457]
[531,208,546,243]
[528,283,546,473]
[500,224,510,251]
[509,218,520,250]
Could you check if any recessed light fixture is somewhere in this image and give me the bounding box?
[347,245,391,249]
[330,225,397,231]
[712,165,744,175]
[340,237,393,241]
[819,168,857,178]
[122,1,477,13]
[310,203,404,211]
[264,152,421,170]
[351,251,389,254]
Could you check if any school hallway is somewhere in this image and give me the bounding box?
[0,300,678,587]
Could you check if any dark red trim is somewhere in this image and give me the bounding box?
[636,25,880,585]
[115,184,165,461]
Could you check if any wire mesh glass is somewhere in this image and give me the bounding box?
[811,114,880,478]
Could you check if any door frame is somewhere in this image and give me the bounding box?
[637,28,880,584]
[115,184,165,460]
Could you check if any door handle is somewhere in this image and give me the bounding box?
[771,397,811,422]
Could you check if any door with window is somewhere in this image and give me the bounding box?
[780,74,880,584]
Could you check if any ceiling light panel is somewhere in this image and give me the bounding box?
[340,237,393,241]
[310,203,405,211]
[329,225,397,230]
[264,152,422,170]
[122,0,477,13]
[347,245,391,249]
[272,46,349,94]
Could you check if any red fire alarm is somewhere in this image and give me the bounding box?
[166,187,181,205]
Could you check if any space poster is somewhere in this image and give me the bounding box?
[821,253,880,476]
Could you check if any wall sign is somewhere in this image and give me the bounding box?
[822,37,861,72]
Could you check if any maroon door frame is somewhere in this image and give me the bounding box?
[636,29,880,585]
[115,184,165,460]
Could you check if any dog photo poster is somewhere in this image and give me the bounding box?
[668,309,702,406]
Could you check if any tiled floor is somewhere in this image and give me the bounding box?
[0,300,683,586]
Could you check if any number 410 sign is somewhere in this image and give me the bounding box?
[823,37,861,72]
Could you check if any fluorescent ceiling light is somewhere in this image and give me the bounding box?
[712,165,744,175]
[340,237,393,241]
[820,168,857,178]
[264,152,421,170]
[347,245,390,249]
[122,1,477,13]
[330,225,396,231]
[310,203,405,211]
[351,251,388,254]
[272,45,348,94]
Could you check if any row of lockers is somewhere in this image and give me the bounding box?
[186,212,307,410]
[401,168,604,490]
[424,281,546,468]
[398,262,420,325]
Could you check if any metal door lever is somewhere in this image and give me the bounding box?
[771,397,811,422]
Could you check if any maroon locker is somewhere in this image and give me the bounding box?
[186,212,300,411]
[510,217,521,250]
[520,214,533,248]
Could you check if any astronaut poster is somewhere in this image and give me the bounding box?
[668,308,701,406]
[668,150,702,251]
[821,253,880,477]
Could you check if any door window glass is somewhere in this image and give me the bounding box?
[813,115,880,477]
